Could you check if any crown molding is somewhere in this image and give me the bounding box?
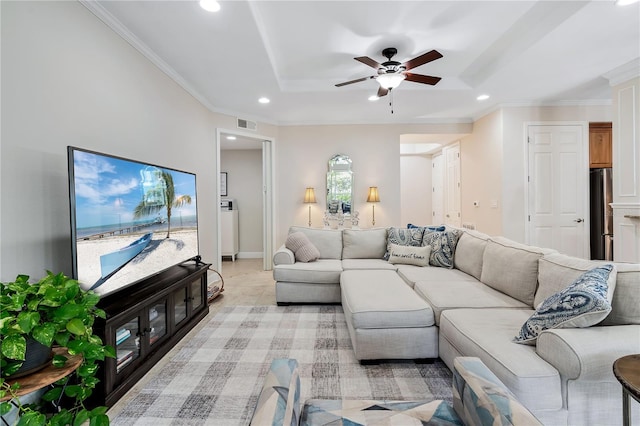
[472,99,612,122]
[603,58,640,86]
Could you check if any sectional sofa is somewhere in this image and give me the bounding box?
[272,225,640,425]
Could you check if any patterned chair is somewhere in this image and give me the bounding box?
[250,357,541,426]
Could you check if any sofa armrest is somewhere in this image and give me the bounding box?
[536,325,640,381]
[250,358,300,426]
[453,357,542,426]
[274,245,295,266]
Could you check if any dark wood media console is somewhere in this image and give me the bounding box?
[92,261,210,407]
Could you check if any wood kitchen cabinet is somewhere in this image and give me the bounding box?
[589,122,612,168]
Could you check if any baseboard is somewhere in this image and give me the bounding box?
[237,252,263,259]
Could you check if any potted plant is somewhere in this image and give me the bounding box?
[0,272,115,425]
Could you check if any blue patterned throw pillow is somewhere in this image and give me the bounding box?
[384,227,424,260]
[514,264,614,345]
[421,228,461,268]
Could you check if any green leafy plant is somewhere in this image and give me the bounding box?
[0,272,115,425]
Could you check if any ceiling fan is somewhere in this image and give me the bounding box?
[336,47,443,98]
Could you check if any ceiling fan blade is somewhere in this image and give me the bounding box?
[402,50,443,71]
[404,73,442,85]
[335,76,375,87]
[377,86,389,97]
[355,56,382,69]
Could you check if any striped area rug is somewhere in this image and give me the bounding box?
[109,305,452,425]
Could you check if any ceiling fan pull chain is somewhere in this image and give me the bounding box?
[390,90,394,114]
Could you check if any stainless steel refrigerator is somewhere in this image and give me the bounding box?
[589,168,613,260]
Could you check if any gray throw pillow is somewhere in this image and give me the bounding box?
[384,227,424,260]
[421,228,461,268]
[285,232,320,263]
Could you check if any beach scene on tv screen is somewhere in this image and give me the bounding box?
[73,150,198,296]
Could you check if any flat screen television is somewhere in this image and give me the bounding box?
[68,146,200,297]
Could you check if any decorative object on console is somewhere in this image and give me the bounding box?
[285,231,320,263]
[514,264,615,345]
[366,186,380,226]
[303,187,316,227]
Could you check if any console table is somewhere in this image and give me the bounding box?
[613,354,640,426]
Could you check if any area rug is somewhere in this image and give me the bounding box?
[109,305,452,426]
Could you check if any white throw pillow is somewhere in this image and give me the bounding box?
[387,244,431,267]
[285,232,320,263]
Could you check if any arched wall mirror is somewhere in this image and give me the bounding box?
[326,154,353,215]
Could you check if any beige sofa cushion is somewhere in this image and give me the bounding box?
[289,226,343,259]
[536,253,617,308]
[439,308,562,412]
[414,280,529,325]
[273,259,343,284]
[341,259,397,271]
[342,228,387,259]
[601,262,640,325]
[454,229,489,280]
[341,270,434,329]
[396,265,476,288]
[481,237,553,306]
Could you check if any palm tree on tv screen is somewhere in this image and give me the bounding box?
[133,170,192,239]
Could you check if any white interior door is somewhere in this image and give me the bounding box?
[527,124,588,258]
[432,154,444,225]
[443,143,461,227]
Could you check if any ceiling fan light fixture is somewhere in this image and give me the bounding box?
[377,73,405,90]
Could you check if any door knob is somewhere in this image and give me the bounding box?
[574,218,584,223]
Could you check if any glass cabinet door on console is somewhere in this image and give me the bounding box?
[115,317,141,374]
[148,300,167,347]
[190,279,204,313]
[173,287,188,326]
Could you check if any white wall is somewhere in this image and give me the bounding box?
[611,76,640,262]
[220,149,263,256]
[500,105,612,242]
[400,155,432,227]
[275,123,472,245]
[459,110,503,235]
[0,2,279,280]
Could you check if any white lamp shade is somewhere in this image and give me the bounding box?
[377,73,405,89]
[304,187,317,203]
[366,187,380,203]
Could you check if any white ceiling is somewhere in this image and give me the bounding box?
[88,0,640,126]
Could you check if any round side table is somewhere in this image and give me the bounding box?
[613,354,640,426]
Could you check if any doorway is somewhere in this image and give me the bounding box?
[216,129,275,272]
[526,123,589,258]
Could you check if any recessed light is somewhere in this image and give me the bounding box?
[226,136,236,140]
[616,0,639,5]
[368,95,380,101]
[258,97,270,104]
[199,0,221,12]
[477,94,490,101]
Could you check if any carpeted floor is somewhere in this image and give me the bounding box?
[109,305,452,425]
